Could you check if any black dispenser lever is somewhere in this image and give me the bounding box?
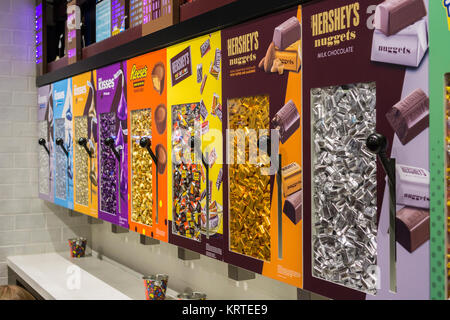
[105,137,120,161]
[366,133,397,293]
[78,137,93,158]
[140,137,158,164]
[55,138,68,157]
[38,138,50,155]
[140,137,159,224]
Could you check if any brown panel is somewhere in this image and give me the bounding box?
[66,0,82,65]
[47,56,68,73]
[141,0,180,37]
[82,25,142,59]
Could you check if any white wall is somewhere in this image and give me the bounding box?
[0,0,91,285]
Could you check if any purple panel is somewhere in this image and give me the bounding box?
[96,62,129,228]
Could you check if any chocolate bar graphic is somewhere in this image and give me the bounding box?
[386,88,429,145]
[272,100,300,144]
[374,0,427,36]
[199,99,208,121]
[216,168,223,191]
[283,190,302,225]
[281,162,302,197]
[370,19,428,68]
[200,74,207,94]
[200,38,211,57]
[395,164,429,209]
[396,206,429,253]
[273,17,301,50]
[197,64,202,83]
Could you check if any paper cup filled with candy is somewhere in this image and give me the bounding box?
[68,237,87,258]
[143,274,169,300]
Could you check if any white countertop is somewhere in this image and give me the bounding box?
[7,252,178,300]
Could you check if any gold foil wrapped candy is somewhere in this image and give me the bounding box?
[131,109,153,226]
[74,116,89,206]
[228,95,271,261]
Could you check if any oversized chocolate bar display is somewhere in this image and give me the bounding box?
[273,16,301,50]
[371,18,428,68]
[374,0,427,36]
[228,95,271,261]
[395,164,430,209]
[272,100,300,144]
[283,190,302,225]
[386,88,429,145]
[396,206,429,253]
[311,83,377,294]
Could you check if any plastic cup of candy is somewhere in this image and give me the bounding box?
[68,237,87,258]
[143,274,169,300]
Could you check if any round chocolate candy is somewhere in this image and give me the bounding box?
[156,144,167,174]
[151,63,165,95]
[155,104,167,134]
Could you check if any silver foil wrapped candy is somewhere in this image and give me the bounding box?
[38,121,50,195]
[55,118,67,200]
[311,83,378,295]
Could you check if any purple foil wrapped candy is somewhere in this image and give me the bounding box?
[99,112,118,215]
